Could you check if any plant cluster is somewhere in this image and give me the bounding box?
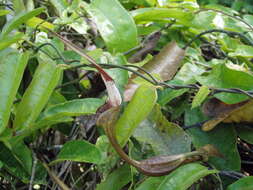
[0,0,253,189]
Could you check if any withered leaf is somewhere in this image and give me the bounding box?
[124,41,185,101]
[202,98,252,131]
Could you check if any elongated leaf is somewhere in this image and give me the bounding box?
[96,164,131,190]
[157,163,217,190]
[131,8,194,25]
[0,50,29,134]
[191,86,210,109]
[14,55,62,130]
[0,33,24,50]
[83,0,138,53]
[36,98,105,127]
[227,176,253,190]
[52,140,102,164]
[1,8,45,37]
[115,85,157,146]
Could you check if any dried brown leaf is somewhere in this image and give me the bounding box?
[124,41,185,101]
[202,98,251,131]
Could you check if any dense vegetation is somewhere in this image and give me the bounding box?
[0,0,253,189]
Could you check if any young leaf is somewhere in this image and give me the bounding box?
[13,55,62,131]
[227,176,253,190]
[115,85,157,147]
[131,8,194,25]
[83,0,138,53]
[0,7,45,37]
[96,164,131,190]
[51,140,102,165]
[191,85,210,109]
[0,50,29,134]
[157,163,217,190]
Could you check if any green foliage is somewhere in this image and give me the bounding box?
[227,176,253,190]
[0,0,252,188]
[84,0,138,53]
[52,140,102,164]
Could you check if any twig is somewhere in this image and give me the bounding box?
[55,71,92,89]
[184,29,253,49]
[29,152,38,190]
[241,160,253,165]
[219,171,245,179]
[31,41,253,99]
[42,162,71,190]
[182,121,206,130]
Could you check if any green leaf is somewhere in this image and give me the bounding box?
[14,55,62,131]
[133,105,191,155]
[158,63,205,106]
[0,33,24,50]
[0,50,29,134]
[157,163,218,190]
[26,17,55,30]
[0,10,10,16]
[229,44,253,58]
[83,0,138,53]
[115,85,157,147]
[191,86,210,109]
[131,8,194,25]
[196,63,253,104]
[103,54,129,93]
[49,0,69,16]
[158,79,188,106]
[11,142,32,174]
[136,177,165,190]
[96,164,131,190]
[35,98,105,127]
[52,140,102,164]
[0,7,45,37]
[13,0,26,15]
[0,142,30,181]
[227,176,253,190]
[185,108,241,170]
